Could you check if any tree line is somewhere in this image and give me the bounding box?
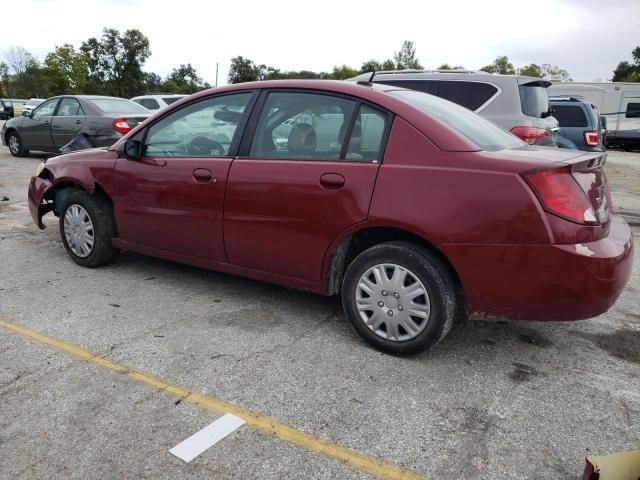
[2,28,638,100]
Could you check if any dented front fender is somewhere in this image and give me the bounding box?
[28,176,54,229]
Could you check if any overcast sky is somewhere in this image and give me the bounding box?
[5,0,639,85]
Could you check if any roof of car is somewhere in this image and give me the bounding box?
[352,70,551,88]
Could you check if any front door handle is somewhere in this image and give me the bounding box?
[75,119,82,125]
[193,168,213,182]
[319,173,345,188]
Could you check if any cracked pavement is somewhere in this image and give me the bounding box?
[1,146,639,479]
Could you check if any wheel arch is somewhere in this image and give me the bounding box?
[324,225,463,300]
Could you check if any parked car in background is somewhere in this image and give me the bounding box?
[2,95,151,157]
[0,98,14,120]
[22,98,45,114]
[27,80,632,355]
[351,70,560,146]
[548,81,640,151]
[549,97,605,152]
[131,94,187,111]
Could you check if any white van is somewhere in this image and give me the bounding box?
[548,82,640,150]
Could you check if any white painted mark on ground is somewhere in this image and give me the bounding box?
[170,413,246,463]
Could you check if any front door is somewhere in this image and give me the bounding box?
[20,97,59,150]
[113,91,256,261]
[50,97,86,148]
[224,91,391,283]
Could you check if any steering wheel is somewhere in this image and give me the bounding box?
[187,137,225,156]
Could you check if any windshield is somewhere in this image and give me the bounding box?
[90,98,150,114]
[520,85,551,118]
[389,90,525,151]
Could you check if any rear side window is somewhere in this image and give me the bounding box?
[163,97,183,105]
[626,102,640,118]
[519,85,550,118]
[390,89,524,151]
[249,92,358,161]
[551,105,588,127]
[438,81,498,111]
[376,80,437,95]
[91,99,150,114]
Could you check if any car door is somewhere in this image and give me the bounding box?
[50,97,86,148]
[223,90,391,283]
[113,91,256,261]
[20,97,59,150]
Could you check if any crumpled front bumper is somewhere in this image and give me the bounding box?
[28,176,54,229]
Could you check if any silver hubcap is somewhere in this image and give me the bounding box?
[355,263,431,342]
[63,204,94,258]
[8,135,19,154]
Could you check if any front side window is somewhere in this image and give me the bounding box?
[33,98,58,117]
[57,98,84,117]
[390,89,524,151]
[626,102,640,118]
[145,92,253,157]
[250,92,357,160]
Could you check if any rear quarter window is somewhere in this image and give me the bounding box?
[438,81,498,111]
[551,105,588,127]
[376,80,438,96]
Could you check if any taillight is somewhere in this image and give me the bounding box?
[583,131,599,146]
[524,165,598,225]
[112,118,131,135]
[510,126,548,145]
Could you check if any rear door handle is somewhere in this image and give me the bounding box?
[193,168,213,182]
[319,173,345,188]
[75,119,82,125]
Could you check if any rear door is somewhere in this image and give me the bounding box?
[50,97,86,148]
[113,91,256,261]
[20,97,59,150]
[223,90,391,283]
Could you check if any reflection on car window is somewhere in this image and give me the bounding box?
[145,93,253,157]
[33,99,58,117]
[250,92,357,160]
[57,98,84,117]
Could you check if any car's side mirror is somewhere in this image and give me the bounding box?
[22,110,31,118]
[124,139,143,160]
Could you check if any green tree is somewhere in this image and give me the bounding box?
[518,63,542,77]
[42,44,89,95]
[394,40,422,70]
[81,28,151,97]
[142,72,163,92]
[480,55,515,75]
[228,56,262,83]
[164,63,208,93]
[13,59,48,98]
[437,63,465,70]
[360,59,395,72]
[328,64,359,80]
[0,62,9,97]
[612,46,640,82]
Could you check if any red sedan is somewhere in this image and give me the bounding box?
[27,80,633,355]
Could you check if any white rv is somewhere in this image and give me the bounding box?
[548,82,640,150]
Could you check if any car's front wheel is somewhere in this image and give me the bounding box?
[7,131,28,157]
[59,190,119,267]
[342,241,456,356]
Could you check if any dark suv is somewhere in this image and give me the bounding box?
[549,97,605,152]
[0,98,14,120]
[351,70,560,146]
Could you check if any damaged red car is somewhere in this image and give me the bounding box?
[27,80,634,355]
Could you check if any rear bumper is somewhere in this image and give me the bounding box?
[441,215,634,321]
[28,176,54,229]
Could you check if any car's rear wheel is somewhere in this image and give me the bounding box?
[59,190,119,267]
[7,131,28,157]
[342,241,456,356]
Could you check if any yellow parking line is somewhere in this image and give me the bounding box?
[0,319,426,480]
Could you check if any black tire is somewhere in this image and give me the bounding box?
[342,241,456,356]
[7,131,29,157]
[59,190,119,268]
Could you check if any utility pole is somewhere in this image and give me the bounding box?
[215,62,219,87]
